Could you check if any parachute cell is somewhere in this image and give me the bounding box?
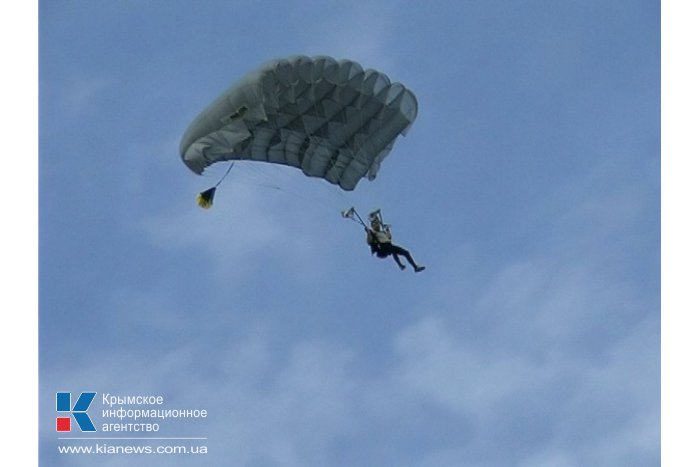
[179,55,418,191]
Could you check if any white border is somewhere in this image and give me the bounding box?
[661,1,700,465]
[0,1,38,464]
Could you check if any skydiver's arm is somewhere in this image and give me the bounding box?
[366,229,374,244]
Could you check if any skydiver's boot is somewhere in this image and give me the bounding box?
[401,251,422,272]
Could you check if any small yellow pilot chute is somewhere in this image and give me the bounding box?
[196,187,217,209]
[195,162,234,209]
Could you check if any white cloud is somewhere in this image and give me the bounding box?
[42,333,363,467]
[52,74,115,119]
[42,285,658,466]
[139,182,291,279]
[395,316,538,413]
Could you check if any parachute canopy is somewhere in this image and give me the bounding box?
[180,55,418,191]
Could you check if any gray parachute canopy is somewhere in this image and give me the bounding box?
[180,55,418,191]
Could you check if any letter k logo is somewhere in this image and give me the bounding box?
[56,392,96,432]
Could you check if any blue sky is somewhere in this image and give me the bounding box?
[33,1,661,465]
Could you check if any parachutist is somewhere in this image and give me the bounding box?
[366,217,425,273]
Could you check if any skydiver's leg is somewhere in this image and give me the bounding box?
[387,244,423,271]
[377,244,405,269]
[391,253,406,270]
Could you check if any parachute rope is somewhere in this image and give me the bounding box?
[215,161,235,188]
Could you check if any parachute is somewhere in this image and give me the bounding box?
[180,55,418,198]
